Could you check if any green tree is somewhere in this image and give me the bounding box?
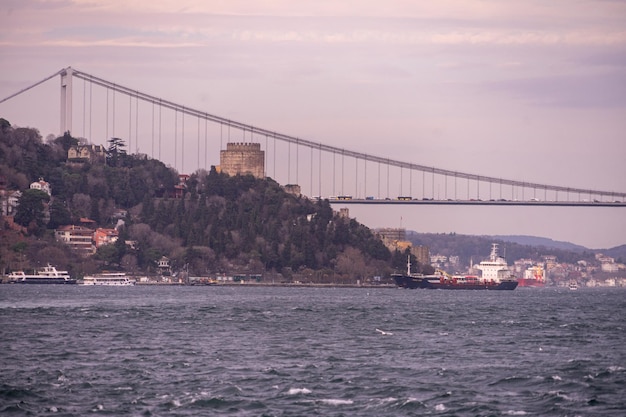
[48,198,72,229]
[106,137,127,167]
[14,189,50,235]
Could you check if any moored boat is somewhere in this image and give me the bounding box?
[8,264,77,284]
[80,272,135,286]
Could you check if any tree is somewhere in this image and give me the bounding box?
[14,189,50,235]
[48,198,72,229]
[106,137,127,167]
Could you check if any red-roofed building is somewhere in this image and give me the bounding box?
[94,228,119,248]
[30,178,51,196]
[79,217,97,229]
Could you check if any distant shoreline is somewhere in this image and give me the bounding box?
[138,281,397,289]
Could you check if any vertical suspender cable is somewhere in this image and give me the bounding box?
[128,94,132,152]
[135,92,138,154]
[355,157,358,198]
[318,145,321,198]
[180,110,185,170]
[106,89,109,142]
[197,116,200,171]
[341,151,345,196]
[387,160,390,198]
[158,100,162,161]
[112,87,115,139]
[364,159,367,198]
[377,162,380,199]
[151,101,155,158]
[430,169,435,199]
[174,109,178,171]
[332,153,335,197]
[82,78,86,137]
[89,80,92,141]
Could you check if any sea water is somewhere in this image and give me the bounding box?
[0,285,624,416]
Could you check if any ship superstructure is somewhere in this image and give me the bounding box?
[476,243,513,283]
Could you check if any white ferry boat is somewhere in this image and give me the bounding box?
[8,264,77,284]
[80,272,135,286]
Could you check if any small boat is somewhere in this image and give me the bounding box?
[8,264,77,284]
[80,272,135,286]
[568,282,579,290]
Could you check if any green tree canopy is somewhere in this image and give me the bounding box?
[14,189,50,235]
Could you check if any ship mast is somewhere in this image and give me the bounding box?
[406,255,412,275]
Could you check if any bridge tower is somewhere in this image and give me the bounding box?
[60,67,73,135]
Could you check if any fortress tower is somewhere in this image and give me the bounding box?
[219,142,265,179]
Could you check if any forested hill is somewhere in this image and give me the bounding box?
[0,119,395,281]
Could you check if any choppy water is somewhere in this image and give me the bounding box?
[0,285,624,416]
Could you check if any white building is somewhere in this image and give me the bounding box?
[30,178,51,196]
[0,190,21,216]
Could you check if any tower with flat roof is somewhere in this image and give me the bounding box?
[219,142,265,179]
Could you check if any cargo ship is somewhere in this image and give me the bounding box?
[517,265,546,287]
[393,243,518,290]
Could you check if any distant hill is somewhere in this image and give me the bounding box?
[407,232,626,265]
[603,245,626,263]
[490,235,626,262]
[406,231,599,266]
[487,235,589,252]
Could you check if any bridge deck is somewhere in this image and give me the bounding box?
[328,199,626,207]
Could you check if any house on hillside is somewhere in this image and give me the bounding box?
[94,228,119,248]
[30,178,51,196]
[0,190,21,216]
[67,144,106,163]
[55,225,96,256]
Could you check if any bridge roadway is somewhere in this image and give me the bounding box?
[327,198,626,207]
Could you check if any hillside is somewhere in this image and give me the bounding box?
[490,235,626,262]
[406,231,601,267]
[488,235,589,252]
[0,120,397,281]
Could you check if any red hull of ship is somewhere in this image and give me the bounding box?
[517,278,545,287]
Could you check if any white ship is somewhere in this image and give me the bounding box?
[8,264,76,284]
[476,243,514,283]
[80,272,135,286]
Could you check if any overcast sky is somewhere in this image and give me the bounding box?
[1,0,625,249]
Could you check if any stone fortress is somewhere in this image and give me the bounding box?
[219,143,265,179]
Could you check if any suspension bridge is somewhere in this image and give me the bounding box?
[1,66,625,208]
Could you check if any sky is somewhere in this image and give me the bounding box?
[1,0,625,249]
